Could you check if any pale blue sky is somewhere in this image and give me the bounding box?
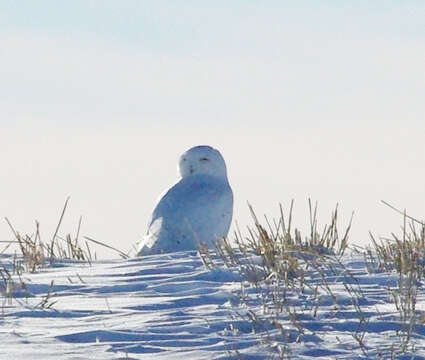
[1,2,424,257]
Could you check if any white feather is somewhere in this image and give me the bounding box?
[137,145,233,255]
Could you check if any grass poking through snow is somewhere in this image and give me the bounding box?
[199,200,425,358]
[2,198,425,359]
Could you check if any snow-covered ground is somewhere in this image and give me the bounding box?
[1,251,425,359]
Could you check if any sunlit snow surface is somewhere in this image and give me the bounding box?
[2,252,425,359]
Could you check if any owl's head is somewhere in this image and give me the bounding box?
[179,145,228,179]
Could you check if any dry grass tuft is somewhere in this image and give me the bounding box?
[0,198,129,314]
[2,198,130,274]
[367,201,425,354]
[215,200,353,284]
[206,200,355,358]
[206,200,423,358]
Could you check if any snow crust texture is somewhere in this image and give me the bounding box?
[2,252,425,359]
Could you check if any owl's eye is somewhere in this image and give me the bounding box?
[200,157,209,162]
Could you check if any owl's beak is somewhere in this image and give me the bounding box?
[190,165,194,174]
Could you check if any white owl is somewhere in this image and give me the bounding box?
[137,145,233,256]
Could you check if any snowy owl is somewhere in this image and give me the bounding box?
[137,145,233,256]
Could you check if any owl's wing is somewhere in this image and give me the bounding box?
[138,175,232,255]
[149,175,225,225]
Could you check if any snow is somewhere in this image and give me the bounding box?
[2,251,425,359]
